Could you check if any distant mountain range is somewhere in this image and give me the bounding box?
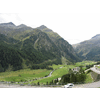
[73,34,100,61]
[0,22,80,72]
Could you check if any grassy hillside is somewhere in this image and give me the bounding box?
[73,34,100,61]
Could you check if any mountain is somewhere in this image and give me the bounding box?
[37,25,53,32]
[0,22,16,27]
[92,34,100,39]
[37,25,81,63]
[17,24,27,28]
[73,34,100,61]
[0,22,33,39]
[0,22,81,72]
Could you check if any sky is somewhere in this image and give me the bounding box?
[0,0,100,45]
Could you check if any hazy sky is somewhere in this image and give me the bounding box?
[0,0,100,45]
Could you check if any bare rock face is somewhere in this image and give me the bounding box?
[0,22,16,28]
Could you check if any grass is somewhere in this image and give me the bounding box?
[96,65,100,69]
[75,61,96,67]
[31,65,75,84]
[0,61,96,84]
[0,64,72,83]
[0,69,52,82]
[85,73,93,83]
[30,63,94,85]
[48,64,63,69]
[77,61,96,83]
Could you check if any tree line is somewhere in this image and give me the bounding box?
[60,67,86,84]
[31,59,61,70]
[0,42,62,72]
[0,45,22,72]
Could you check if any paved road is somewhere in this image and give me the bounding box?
[0,84,63,88]
[38,66,63,79]
[73,65,100,88]
[90,66,100,74]
[47,69,55,77]
[73,80,100,88]
[1,80,100,88]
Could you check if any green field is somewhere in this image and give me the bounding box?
[75,61,96,67]
[0,64,75,84]
[0,69,52,82]
[96,65,100,69]
[30,65,76,84]
[0,61,96,84]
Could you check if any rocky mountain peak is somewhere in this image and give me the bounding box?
[37,25,53,32]
[0,22,16,28]
[92,34,100,39]
[38,25,47,30]
[17,24,27,28]
[0,22,15,26]
[8,22,15,25]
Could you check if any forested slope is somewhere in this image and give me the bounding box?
[0,22,81,72]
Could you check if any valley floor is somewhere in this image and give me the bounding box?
[0,61,98,87]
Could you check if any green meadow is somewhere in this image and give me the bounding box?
[75,61,96,67]
[0,69,52,82]
[30,65,76,84]
[0,61,96,84]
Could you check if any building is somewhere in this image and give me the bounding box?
[72,67,80,72]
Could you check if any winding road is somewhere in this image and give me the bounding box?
[73,80,100,88]
[1,65,100,88]
[0,67,62,88]
[73,65,100,88]
[90,65,100,74]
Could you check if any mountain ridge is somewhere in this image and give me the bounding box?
[0,22,16,26]
[37,25,53,33]
[73,34,100,61]
[92,34,100,39]
[0,22,81,72]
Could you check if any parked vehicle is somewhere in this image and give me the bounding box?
[64,83,74,88]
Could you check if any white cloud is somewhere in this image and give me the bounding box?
[0,13,23,25]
